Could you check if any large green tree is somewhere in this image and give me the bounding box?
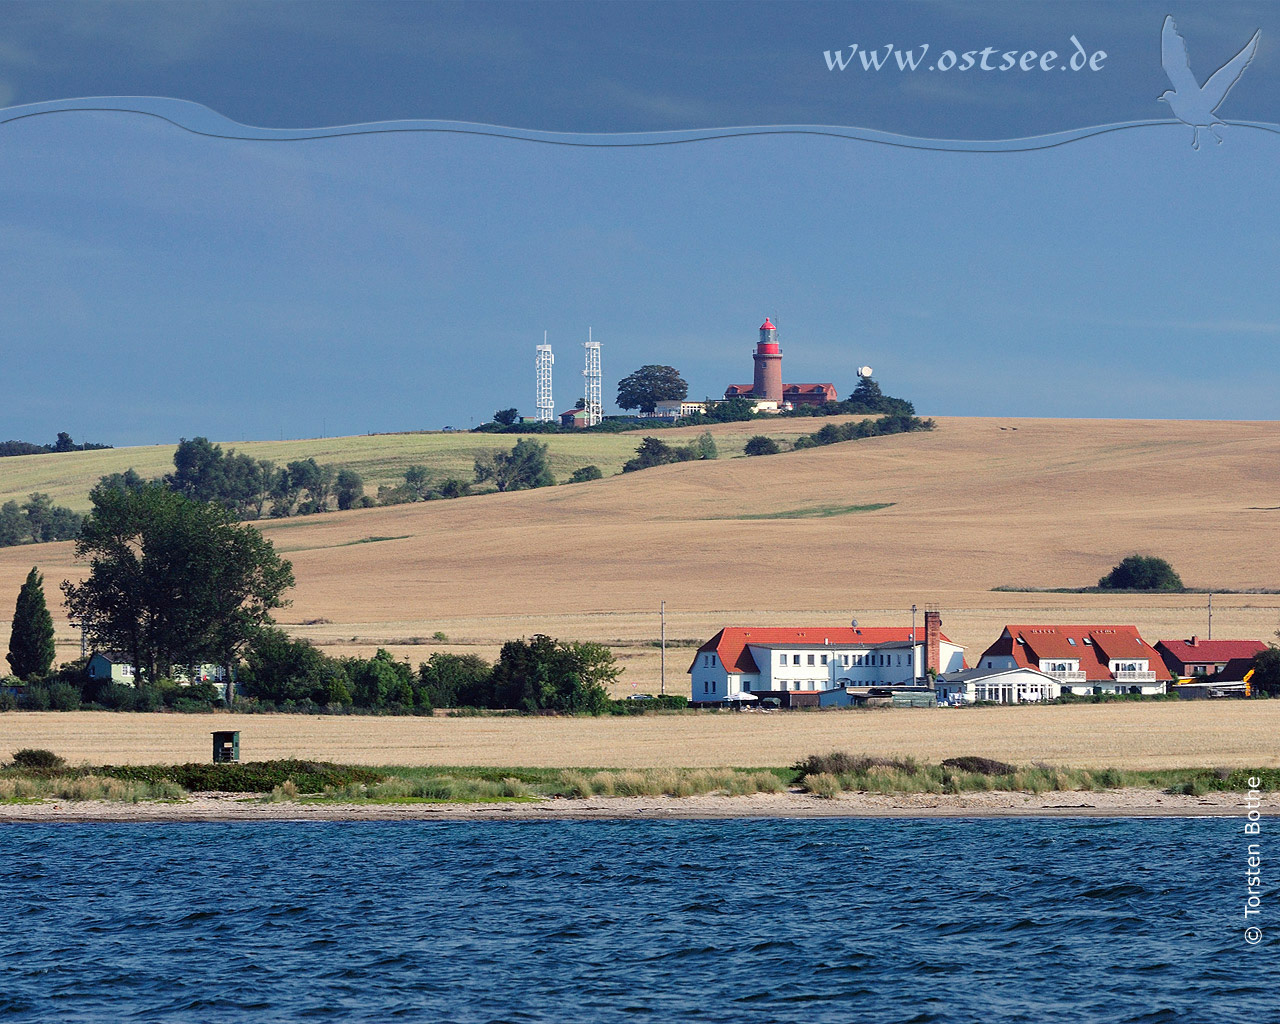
[61,484,294,681]
[1098,555,1184,591]
[489,634,617,713]
[1250,648,1280,698]
[474,439,555,491]
[7,567,56,680]
[616,365,688,414]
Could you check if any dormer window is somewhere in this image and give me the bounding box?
[1067,638,1076,645]
[1083,638,1093,645]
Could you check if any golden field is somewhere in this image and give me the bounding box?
[1,416,1278,712]
[2,702,1277,769]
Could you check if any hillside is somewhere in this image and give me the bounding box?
[0,418,833,512]
[3,416,1278,689]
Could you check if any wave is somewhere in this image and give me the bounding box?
[4,96,1279,152]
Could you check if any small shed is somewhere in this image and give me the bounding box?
[212,731,240,763]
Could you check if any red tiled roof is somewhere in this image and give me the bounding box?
[1155,639,1267,667]
[982,625,1172,682]
[690,626,955,675]
[783,383,837,394]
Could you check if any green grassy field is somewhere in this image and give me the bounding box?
[0,418,866,512]
[0,432,644,512]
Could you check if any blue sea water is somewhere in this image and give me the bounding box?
[0,817,1275,1023]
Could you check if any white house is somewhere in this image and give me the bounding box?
[689,614,964,707]
[86,651,230,695]
[934,666,1061,705]
[975,625,1171,696]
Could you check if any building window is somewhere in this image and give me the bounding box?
[907,653,912,665]
[793,655,800,665]
[820,655,827,666]
[778,653,786,666]
[743,680,751,691]
[807,654,815,666]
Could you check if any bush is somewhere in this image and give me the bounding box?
[1098,554,1184,591]
[92,760,384,794]
[793,752,919,779]
[11,748,65,770]
[940,756,1016,776]
[567,465,603,483]
[744,435,781,456]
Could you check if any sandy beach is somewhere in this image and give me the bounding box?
[0,788,1251,823]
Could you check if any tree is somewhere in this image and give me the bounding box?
[693,432,718,460]
[61,484,294,682]
[239,627,341,704]
[744,435,781,456]
[622,437,694,472]
[494,408,519,426]
[347,648,415,708]
[416,652,492,708]
[568,465,603,483]
[704,396,756,423]
[489,635,617,713]
[335,469,365,510]
[849,376,884,407]
[1250,648,1280,698]
[7,567,56,680]
[616,365,688,414]
[1098,555,1184,591]
[475,439,554,491]
[404,465,433,501]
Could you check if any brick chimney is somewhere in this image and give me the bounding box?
[923,609,942,677]
[1190,635,1199,646]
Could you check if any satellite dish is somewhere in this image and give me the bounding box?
[857,366,873,378]
[850,618,859,627]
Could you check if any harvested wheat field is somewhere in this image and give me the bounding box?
[3,702,1278,770]
[3,416,1278,699]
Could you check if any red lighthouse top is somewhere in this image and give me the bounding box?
[760,318,775,331]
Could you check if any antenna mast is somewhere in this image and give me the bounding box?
[535,333,554,423]
[583,327,602,427]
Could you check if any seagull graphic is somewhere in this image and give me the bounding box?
[1159,15,1261,149]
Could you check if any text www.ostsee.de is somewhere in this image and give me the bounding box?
[824,36,1107,73]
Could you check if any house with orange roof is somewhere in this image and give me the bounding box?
[688,611,964,706]
[976,625,1172,696]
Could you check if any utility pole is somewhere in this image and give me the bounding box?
[660,600,666,695]
[1208,593,1213,640]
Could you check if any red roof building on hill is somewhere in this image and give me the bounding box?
[1154,637,1267,679]
[976,625,1170,695]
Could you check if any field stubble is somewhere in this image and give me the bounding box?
[3,702,1277,770]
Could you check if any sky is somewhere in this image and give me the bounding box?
[1,0,1278,444]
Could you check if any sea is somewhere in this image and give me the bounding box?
[0,816,1274,1023]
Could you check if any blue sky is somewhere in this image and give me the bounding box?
[1,1,1277,444]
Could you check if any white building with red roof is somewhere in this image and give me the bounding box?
[976,625,1172,696]
[688,612,964,706]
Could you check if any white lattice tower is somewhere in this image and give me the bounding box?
[535,339,554,422]
[584,329,602,427]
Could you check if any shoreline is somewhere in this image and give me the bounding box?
[0,788,1249,823]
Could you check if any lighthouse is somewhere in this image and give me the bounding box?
[752,318,783,403]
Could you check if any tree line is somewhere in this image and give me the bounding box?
[0,495,82,548]
[0,432,112,458]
